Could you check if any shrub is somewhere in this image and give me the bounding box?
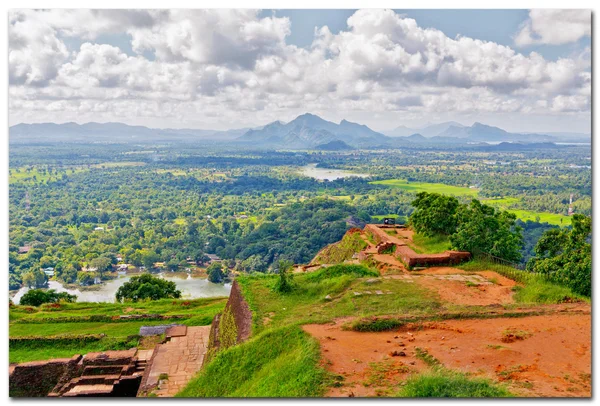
[273,260,295,293]
[19,289,77,307]
[398,369,512,398]
[349,317,405,332]
[115,274,181,302]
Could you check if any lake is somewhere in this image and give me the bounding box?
[10,273,232,304]
[299,163,369,181]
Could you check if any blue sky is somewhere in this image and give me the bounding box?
[9,9,592,133]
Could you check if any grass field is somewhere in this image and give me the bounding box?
[506,209,569,226]
[409,233,452,254]
[9,297,227,363]
[370,179,478,197]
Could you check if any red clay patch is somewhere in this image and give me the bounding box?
[303,308,591,398]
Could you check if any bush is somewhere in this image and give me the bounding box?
[273,260,295,293]
[19,289,77,307]
[304,264,379,283]
[398,370,512,398]
[115,274,181,302]
[349,317,405,332]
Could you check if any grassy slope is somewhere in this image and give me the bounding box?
[177,326,325,398]
[178,265,441,397]
[311,231,367,264]
[9,297,227,363]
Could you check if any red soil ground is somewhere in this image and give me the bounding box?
[303,304,591,398]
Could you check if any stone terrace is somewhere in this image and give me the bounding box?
[139,325,211,397]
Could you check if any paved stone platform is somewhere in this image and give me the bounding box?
[144,326,211,397]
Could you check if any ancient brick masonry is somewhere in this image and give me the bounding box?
[363,224,470,268]
[204,280,252,363]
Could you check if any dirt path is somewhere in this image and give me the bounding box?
[303,305,591,397]
[144,326,210,397]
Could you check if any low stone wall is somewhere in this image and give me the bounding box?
[395,245,471,268]
[204,280,252,364]
[363,224,470,268]
[9,355,81,397]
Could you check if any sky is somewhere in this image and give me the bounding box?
[8,9,591,133]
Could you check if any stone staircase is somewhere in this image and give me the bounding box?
[47,349,154,397]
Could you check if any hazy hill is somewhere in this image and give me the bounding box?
[9,122,249,143]
[238,113,389,148]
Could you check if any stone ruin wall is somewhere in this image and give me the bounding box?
[363,224,470,268]
[204,280,252,364]
[9,355,82,397]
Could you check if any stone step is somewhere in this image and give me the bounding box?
[82,365,129,376]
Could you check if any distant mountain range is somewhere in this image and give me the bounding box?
[385,121,590,144]
[10,114,590,147]
[9,122,250,143]
[238,113,388,148]
[384,121,465,138]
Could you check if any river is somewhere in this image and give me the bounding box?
[10,273,232,304]
[299,163,369,181]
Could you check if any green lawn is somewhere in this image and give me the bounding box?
[409,233,452,254]
[9,298,227,363]
[370,179,478,197]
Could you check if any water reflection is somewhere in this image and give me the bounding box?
[11,274,231,304]
[299,163,369,181]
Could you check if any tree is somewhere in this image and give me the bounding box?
[409,192,459,236]
[141,250,160,270]
[207,262,225,283]
[77,271,97,286]
[274,260,295,293]
[115,273,181,302]
[22,269,48,288]
[89,256,112,277]
[527,214,591,297]
[20,289,77,306]
[450,199,523,262]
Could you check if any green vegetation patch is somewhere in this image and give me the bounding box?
[409,233,452,254]
[370,179,478,197]
[398,369,512,398]
[239,267,440,335]
[9,298,226,363]
[458,259,586,304]
[311,232,367,264]
[177,325,326,397]
[348,317,405,332]
[9,335,139,364]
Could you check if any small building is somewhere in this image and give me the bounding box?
[206,254,221,263]
[94,227,104,231]
[42,267,55,277]
[18,246,31,254]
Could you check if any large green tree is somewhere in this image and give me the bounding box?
[451,199,523,262]
[115,273,181,302]
[207,262,225,283]
[20,289,77,306]
[409,192,459,236]
[527,214,591,297]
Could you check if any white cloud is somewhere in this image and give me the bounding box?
[515,9,591,46]
[7,9,591,131]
